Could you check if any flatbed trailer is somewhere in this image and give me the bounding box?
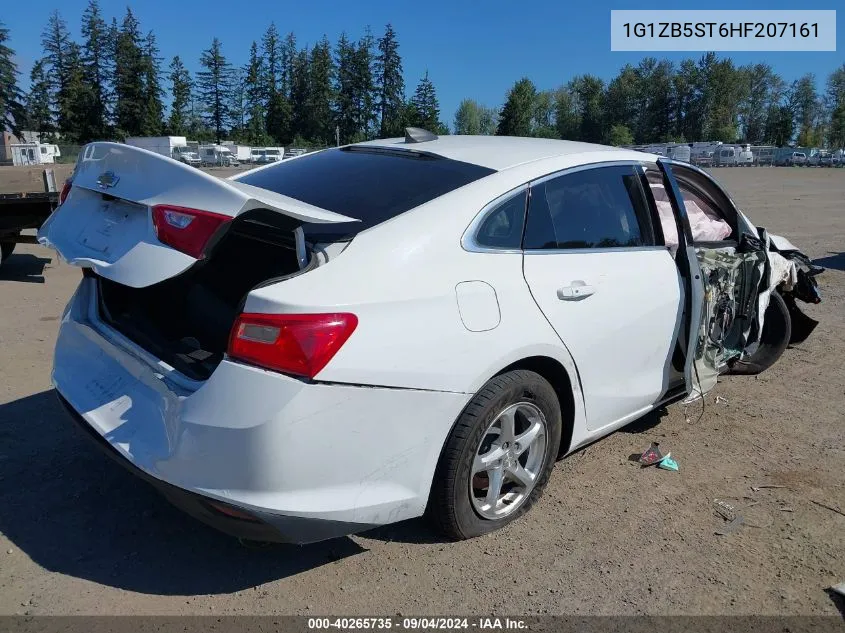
[0,191,58,265]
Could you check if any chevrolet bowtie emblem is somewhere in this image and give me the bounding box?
[97,170,119,189]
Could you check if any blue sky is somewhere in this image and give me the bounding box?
[4,0,843,125]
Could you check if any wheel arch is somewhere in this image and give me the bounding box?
[493,356,575,457]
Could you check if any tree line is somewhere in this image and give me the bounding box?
[470,56,845,148]
[0,3,445,146]
[2,5,844,150]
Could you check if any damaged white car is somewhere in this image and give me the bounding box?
[38,132,822,543]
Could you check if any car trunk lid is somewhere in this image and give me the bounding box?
[37,142,356,288]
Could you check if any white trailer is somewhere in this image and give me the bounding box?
[199,144,236,166]
[10,143,61,166]
[125,136,188,160]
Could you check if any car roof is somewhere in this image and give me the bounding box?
[353,135,657,171]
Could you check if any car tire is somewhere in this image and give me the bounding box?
[728,291,791,375]
[427,370,562,540]
[1,241,16,264]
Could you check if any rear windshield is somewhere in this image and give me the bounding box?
[236,146,495,240]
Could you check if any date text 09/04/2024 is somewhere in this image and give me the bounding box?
[307,617,528,630]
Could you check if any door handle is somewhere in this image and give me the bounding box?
[557,281,596,301]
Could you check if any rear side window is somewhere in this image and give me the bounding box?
[474,190,527,250]
[237,147,495,240]
[523,164,655,250]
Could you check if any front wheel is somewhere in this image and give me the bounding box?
[428,370,562,540]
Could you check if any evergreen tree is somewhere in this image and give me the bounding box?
[243,42,269,144]
[289,47,310,141]
[303,36,335,143]
[0,21,24,135]
[352,29,377,139]
[281,32,298,97]
[496,78,536,136]
[791,74,820,146]
[375,24,405,137]
[24,60,55,140]
[113,8,146,137]
[197,37,232,142]
[263,25,291,143]
[141,31,164,135]
[334,33,357,142]
[60,42,89,143]
[408,71,440,131]
[228,67,246,138]
[40,11,71,136]
[167,55,192,136]
[79,0,109,140]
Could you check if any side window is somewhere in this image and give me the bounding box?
[474,190,527,250]
[523,164,655,250]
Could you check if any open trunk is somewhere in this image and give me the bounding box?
[38,142,357,381]
[97,212,305,381]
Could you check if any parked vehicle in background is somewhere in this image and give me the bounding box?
[831,149,844,166]
[126,136,189,161]
[752,146,776,166]
[10,143,62,166]
[265,147,283,162]
[787,152,807,166]
[199,144,236,167]
[665,144,691,163]
[38,134,822,544]
[223,143,252,164]
[250,147,284,164]
[172,146,201,167]
[284,147,307,159]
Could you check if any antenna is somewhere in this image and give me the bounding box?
[404,127,438,143]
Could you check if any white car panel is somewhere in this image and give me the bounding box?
[524,248,683,430]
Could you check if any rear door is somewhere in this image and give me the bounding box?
[37,142,355,288]
[521,163,685,431]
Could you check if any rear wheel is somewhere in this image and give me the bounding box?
[729,291,791,375]
[428,370,562,540]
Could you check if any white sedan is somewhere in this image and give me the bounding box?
[38,131,822,543]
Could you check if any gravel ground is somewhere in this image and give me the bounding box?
[0,167,843,616]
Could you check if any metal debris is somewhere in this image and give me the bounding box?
[714,396,729,404]
[751,484,786,492]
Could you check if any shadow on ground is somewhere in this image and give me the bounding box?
[814,252,845,272]
[618,407,669,434]
[0,390,368,595]
[0,253,51,283]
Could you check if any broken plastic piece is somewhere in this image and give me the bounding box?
[658,455,679,472]
[638,442,664,466]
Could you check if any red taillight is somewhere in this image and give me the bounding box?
[151,205,231,259]
[59,180,72,205]
[228,313,358,379]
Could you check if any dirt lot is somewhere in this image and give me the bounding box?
[0,167,843,616]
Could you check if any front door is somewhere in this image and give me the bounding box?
[521,163,684,431]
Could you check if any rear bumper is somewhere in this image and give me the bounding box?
[57,393,370,543]
[51,278,470,543]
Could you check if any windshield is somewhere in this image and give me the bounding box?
[266,150,281,156]
[237,146,495,241]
